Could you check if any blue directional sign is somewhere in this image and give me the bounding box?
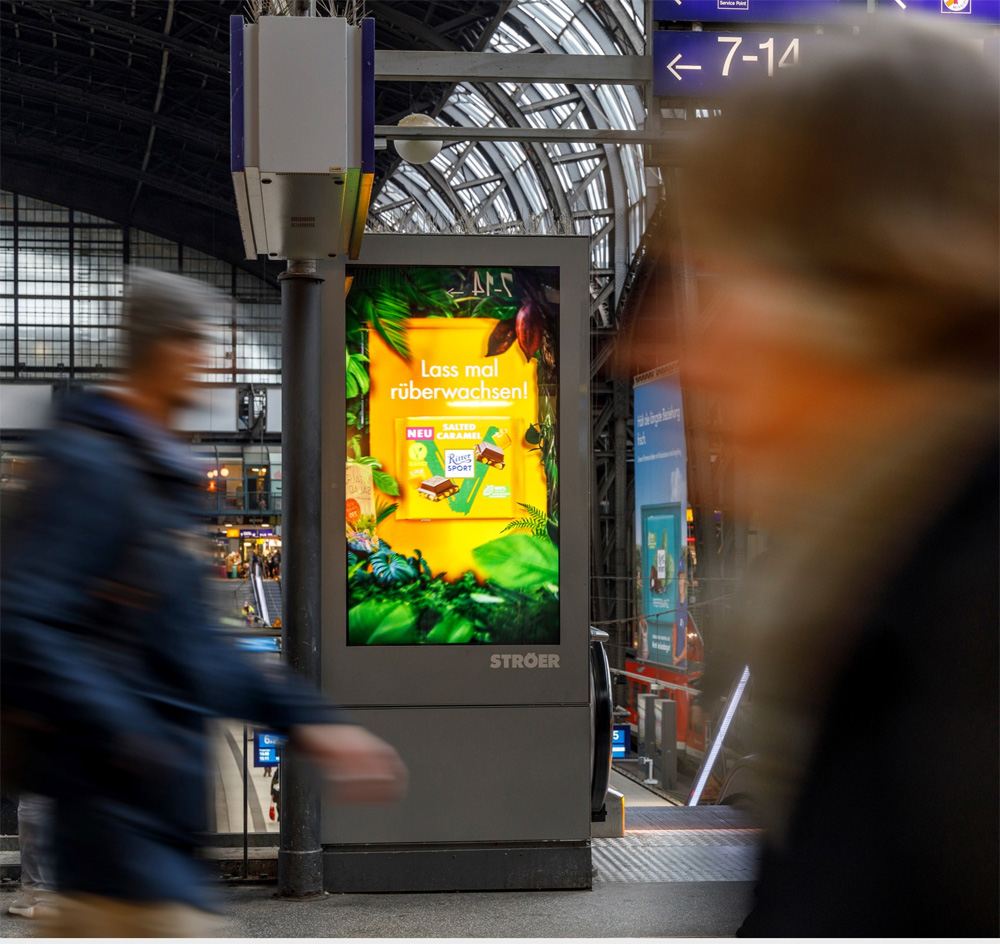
[875,0,999,25]
[253,730,286,767]
[653,29,833,96]
[654,0,864,22]
[654,0,999,23]
[612,724,630,759]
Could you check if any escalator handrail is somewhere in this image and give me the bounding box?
[250,560,271,627]
[590,628,614,815]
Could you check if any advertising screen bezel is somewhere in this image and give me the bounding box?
[321,236,590,708]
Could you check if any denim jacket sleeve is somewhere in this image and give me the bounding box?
[1,430,170,758]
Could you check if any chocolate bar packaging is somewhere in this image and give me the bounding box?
[417,476,459,501]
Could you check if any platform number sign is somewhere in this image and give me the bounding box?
[653,31,837,96]
[612,724,630,759]
[254,730,286,767]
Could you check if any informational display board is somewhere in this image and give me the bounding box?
[653,0,864,22]
[654,1,999,96]
[633,367,689,668]
[653,0,999,23]
[876,0,999,24]
[253,730,285,767]
[612,724,630,759]
[653,29,834,96]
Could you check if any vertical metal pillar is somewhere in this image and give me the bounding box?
[612,378,630,638]
[277,259,326,899]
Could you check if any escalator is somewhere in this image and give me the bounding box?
[249,561,283,628]
[590,627,613,821]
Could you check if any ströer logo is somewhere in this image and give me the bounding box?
[489,653,560,668]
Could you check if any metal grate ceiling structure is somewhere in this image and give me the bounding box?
[1,0,652,320]
[1,0,662,643]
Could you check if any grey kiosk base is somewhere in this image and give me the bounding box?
[320,236,594,893]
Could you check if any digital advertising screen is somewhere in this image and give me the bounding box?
[344,265,560,647]
[633,368,689,667]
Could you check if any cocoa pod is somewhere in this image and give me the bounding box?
[486,318,517,357]
[515,302,543,359]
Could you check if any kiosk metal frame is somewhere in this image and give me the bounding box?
[319,235,592,891]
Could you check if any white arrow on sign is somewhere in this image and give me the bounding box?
[667,53,703,81]
[446,288,461,297]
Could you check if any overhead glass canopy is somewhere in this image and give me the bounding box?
[368,0,649,327]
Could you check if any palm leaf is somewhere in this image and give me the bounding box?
[501,503,549,538]
[368,295,411,362]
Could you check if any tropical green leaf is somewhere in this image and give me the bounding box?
[347,601,417,645]
[375,501,398,525]
[372,468,400,497]
[472,534,558,591]
[346,351,370,399]
[368,296,411,361]
[347,559,366,580]
[425,613,475,644]
[500,502,549,537]
[370,548,417,586]
[469,593,505,604]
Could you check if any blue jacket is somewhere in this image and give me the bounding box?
[1,390,348,909]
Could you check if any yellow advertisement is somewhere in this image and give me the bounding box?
[369,319,546,566]
[394,417,522,520]
[345,265,560,646]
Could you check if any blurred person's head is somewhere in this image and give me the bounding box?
[679,18,998,527]
[119,267,217,422]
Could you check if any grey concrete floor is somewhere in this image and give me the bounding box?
[0,880,755,938]
[0,774,757,938]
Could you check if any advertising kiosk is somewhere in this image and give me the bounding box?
[320,235,591,891]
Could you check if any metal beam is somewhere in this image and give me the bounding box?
[375,51,651,86]
[1,133,235,214]
[12,1,228,71]
[376,125,684,147]
[521,91,581,114]
[0,71,226,151]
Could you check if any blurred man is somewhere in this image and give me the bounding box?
[6,794,56,920]
[678,18,998,936]
[0,268,406,937]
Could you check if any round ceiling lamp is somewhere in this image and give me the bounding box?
[394,114,443,165]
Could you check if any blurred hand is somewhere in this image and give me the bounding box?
[291,723,408,804]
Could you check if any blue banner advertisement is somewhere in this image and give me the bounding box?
[633,368,688,668]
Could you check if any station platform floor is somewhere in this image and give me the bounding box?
[0,769,759,938]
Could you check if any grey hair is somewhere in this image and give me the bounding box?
[121,267,220,368]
